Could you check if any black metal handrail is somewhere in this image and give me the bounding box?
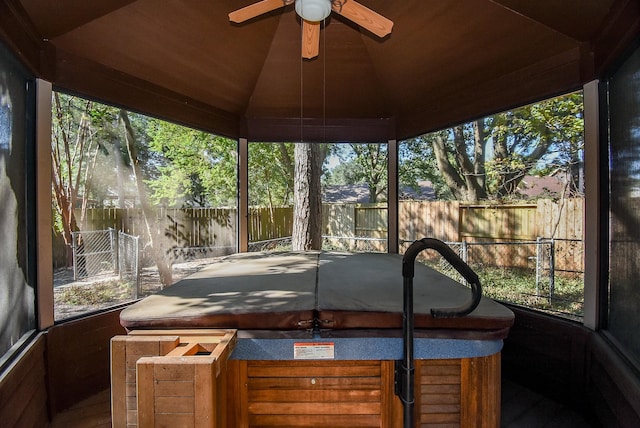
[398,237,483,427]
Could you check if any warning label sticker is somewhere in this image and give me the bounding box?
[293,342,335,360]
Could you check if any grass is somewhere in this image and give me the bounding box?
[423,261,584,320]
[56,279,134,306]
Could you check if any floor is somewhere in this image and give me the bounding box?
[48,379,593,427]
[501,380,594,428]
[48,389,111,428]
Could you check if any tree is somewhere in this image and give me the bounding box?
[51,93,90,251]
[146,120,237,207]
[399,138,453,199]
[248,143,295,207]
[322,143,388,203]
[120,110,173,287]
[51,94,125,254]
[401,92,584,202]
[348,143,388,203]
[292,143,326,250]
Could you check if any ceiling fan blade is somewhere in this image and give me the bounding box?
[301,20,320,59]
[229,0,289,23]
[332,0,393,38]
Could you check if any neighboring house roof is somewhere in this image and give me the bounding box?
[323,176,571,203]
[399,180,436,201]
[517,175,567,199]
[323,184,374,203]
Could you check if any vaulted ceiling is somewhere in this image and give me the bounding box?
[1,0,638,141]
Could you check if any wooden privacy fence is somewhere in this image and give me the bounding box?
[399,198,584,273]
[78,207,237,258]
[75,199,583,269]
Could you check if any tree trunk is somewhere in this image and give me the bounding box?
[292,143,323,251]
[120,110,173,287]
[431,133,467,200]
[51,93,88,260]
[473,120,487,191]
[453,125,486,201]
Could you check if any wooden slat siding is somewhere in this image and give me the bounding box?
[0,334,49,428]
[415,355,501,428]
[586,334,640,427]
[502,306,589,407]
[226,360,249,427]
[46,309,126,417]
[244,360,386,427]
[416,359,462,427]
[461,354,501,428]
[381,360,398,427]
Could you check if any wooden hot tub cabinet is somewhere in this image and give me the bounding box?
[226,354,500,427]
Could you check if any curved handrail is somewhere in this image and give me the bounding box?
[402,237,482,318]
[397,237,483,427]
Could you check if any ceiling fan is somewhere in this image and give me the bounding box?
[229,0,393,59]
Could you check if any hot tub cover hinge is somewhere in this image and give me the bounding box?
[297,318,315,328]
[297,317,334,328]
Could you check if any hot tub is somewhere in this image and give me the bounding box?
[118,250,514,427]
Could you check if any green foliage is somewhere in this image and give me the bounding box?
[480,266,584,318]
[321,143,389,203]
[52,92,239,213]
[248,142,295,206]
[422,260,583,319]
[348,143,388,203]
[146,120,237,207]
[399,136,454,200]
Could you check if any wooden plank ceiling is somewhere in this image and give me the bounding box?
[3,0,639,140]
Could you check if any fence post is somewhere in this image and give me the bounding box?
[72,231,78,280]
[110,228,118,275]
[135,235,141,298]
[461,240,468,264]
[535,237,541,297]
[549,239,555,301]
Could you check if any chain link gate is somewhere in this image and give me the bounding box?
[71,229,140,297]
[71,229,117,280]
[118,231,141,297]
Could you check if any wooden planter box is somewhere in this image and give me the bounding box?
[110,330,236,428]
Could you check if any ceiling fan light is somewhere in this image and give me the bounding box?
[295,0,331,22]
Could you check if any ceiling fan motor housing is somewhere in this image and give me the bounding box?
[295,0,332,22]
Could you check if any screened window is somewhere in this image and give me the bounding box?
[52,93,237,321]
[0,42,36,367]
[607,43,640,369]
[248,142,388,253]
[399,92,585,320]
